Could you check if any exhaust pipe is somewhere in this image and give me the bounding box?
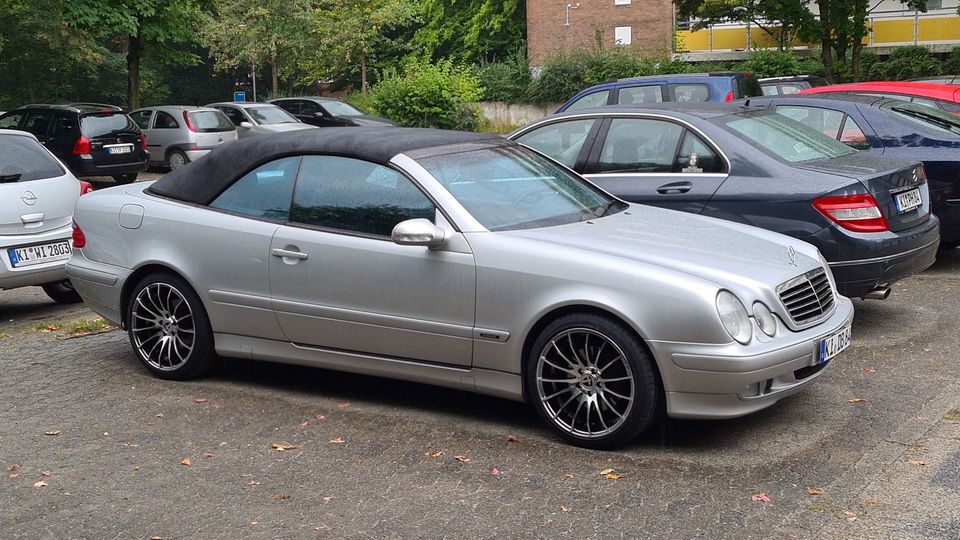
[862,287,891,300]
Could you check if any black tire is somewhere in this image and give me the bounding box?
[41,280,82,304]
[126,273,214,380]
[166,150,189,170]
[525,313,660,449]
[112,174,137,185]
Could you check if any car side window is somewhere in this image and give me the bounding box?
[291,155,435,237]
[618,86,663,105]
[515,119,596,168]
[776,106,844,138]
[672,84,710,103]
[839,116,870,150]
[780,84,804,95]
[761,85,780,96]
[597,118,684,173]
[275,100,299,114]
[22,112,52,137]
[300,100,323,116]
[674,131,724,173]
[154,111,179,129]
[50,114,77,139]
[219,107,246,126]
[129,110,152,130]
[0,113,23,129]
[566,90,610,111]
[209,156,299,220]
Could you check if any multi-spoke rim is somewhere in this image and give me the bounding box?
[131,282,195,371]
[536,328,635,439]
[168,152,187,169]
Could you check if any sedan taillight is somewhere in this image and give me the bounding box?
[813,193,889,232]
[71,221,86,248]
[79,180,94,196]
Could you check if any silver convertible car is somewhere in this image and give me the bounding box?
[66,128,854,448]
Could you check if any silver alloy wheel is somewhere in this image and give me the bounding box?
[168,151,187,169]
[131,282,196,371]
[536,328,635,438]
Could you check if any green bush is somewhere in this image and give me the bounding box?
[940,46,960,75]
[477,53,531,103]
[370,60,485,130]
[739,49,801,78]
[864,45,941,80]
[528,50,589,106]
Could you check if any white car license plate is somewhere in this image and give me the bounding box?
[894,188,922,213]
[107,145,133,155]
[817,324,851,365]
[7,241,72,268]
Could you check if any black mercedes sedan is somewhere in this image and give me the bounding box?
[508,104,940,299]
[744,94,960,249]
[269,97,396,128]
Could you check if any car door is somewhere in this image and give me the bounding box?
[47,113,80,162]
[150,110,180,160]
[269,154,477,367]
[300,100,338,127]
[512,118,601,170]
[581,117,729,213]
[22,111,54,149]
[129,110,155,163]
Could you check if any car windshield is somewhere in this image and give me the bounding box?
[80,113,137,137]
[415,145,624,231]
[0,135,65,182]
[246,106,298,125]
[322,101,364,116]
[716,111,857,163]
[885,103,960,137]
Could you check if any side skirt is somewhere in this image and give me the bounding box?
[214,333,524,402]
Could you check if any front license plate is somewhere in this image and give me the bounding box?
[7,241,72,268]
[894,188,922,213]
[107,145,133,155]
[817,324,851,365]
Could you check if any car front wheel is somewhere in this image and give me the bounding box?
[126,273,214,380]
[42,280,82,304]
[525,313,660,449]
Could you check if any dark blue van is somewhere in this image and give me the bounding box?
[556,72,763,113]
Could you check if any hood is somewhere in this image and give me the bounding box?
[341,115,397,127]
[504,205,822,292]
[258,123,319,133]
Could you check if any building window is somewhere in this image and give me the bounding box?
[614,0,631,5]
[614,26,632,45]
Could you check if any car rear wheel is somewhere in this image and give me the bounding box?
[41,280,82,304]
[525,313,660,449]
[166,150,189,170]
[113,174,137,184]
[126,273,214,380]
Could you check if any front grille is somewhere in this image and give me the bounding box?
[778,268,835,326]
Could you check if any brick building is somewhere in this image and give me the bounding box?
[526,0,675,64]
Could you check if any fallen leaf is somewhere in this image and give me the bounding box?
[353,458,364,465]
[329,437,345,444]
[249,522,257,526]
[599,468,615,475]
[805,487,823,496]
[102,432,109,436]
[922,348,931,352]
[270,443,297,451]
[315,414,326,421]
[560,505,571,512]
[843,510,857,521]
[247,480,261,485]
[150,537,163,540]
[751,492,771,503]
[847,398,868,403]
[865,497,879,505]
[40,470,51,477]
[863,367,876,374]
[33,480,48,488]
[133,465,140,471]
[323,496,334,502]
[202,452,213,458]
[44,430,62,436]
[179,458,192,466]
[299,421,309,428]
[426,451,445,458]
[155,413,164,418]
[6,464,20,478]
[454,455,471,463]
[506,434,518,443]
[604,473,624,479]
[274,494,290,500]
[491,467,501,477]
[907,459,927,466]
[337,402,350,409]
[563,473,574,479]
[193,398,207,403]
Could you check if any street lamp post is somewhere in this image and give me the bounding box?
[238,23,256,102]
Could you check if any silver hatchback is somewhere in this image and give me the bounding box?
[128,106,237,170]
[0,130,86,303]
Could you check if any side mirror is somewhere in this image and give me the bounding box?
[391,218,446,248]
[239,121,253,129]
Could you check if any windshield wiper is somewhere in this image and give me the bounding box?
[896,108,960,133]
[0,173,22,183]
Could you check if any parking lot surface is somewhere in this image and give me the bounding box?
[1,250,958,539]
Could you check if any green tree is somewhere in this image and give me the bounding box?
[63,0,211,109]
[413,0,526,62]
[676,0,814,50]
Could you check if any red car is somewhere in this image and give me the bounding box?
[800,81,960,115]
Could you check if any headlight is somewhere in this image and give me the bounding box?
[753,302,777,337]
[717,290,752,344]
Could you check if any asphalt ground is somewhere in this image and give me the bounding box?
[1,218,959,538]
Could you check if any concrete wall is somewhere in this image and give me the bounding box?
[476,101,561,130]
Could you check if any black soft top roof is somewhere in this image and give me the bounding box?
[149,127,504,205]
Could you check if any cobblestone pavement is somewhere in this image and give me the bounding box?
[1,251,959,539]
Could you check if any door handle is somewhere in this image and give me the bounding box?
[21,213,44,224]
[271,248,308,260]
[656,181,692,195]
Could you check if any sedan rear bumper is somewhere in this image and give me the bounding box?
[648,295,854,420]
[0,226,72,290]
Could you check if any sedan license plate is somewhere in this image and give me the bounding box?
[817,324,851,365]
[7,241,72,268]
[106,144,133,155]
[894,188,922,213]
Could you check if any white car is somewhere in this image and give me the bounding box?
[0,130,89,303]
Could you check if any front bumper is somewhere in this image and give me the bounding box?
[648,295,854,420]
[0,226,72,290]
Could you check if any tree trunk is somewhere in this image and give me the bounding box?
[818,1,835,83]
[271,47,279,99]
[850,0,869,82]
[360,54,368,97]
[127,34,141,110]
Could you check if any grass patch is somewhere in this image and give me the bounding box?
[943,408,960,423]
[33,320,66,332]
[31,318,115,337]
[807,503,826,513]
